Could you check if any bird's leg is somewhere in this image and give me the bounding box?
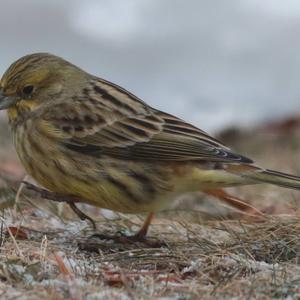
[23,182,163,246]
[205,189,264,216]
[90,212,165,247]
[130,212,155,241]
[22,181,96,229]
[93,212,155,242]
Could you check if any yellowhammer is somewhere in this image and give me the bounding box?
[0,53,300,239]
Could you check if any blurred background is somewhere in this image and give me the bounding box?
[1,0,300,132]
[1,2,300,297]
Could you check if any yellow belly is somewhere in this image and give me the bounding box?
[12,123,246,214]
[12,123,175,213]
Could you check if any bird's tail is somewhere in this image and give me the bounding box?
[226,164,300,190]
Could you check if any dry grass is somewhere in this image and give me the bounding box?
[1,117,300,299]
[0,211,300,299]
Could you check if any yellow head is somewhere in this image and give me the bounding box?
[0,53,88,121]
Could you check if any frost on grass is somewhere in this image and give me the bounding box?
[0,205,299,299]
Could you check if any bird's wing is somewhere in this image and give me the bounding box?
[39,79,252,163]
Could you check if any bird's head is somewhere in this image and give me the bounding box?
[0,53,88,121]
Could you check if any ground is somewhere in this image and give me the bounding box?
[1,115,300,299]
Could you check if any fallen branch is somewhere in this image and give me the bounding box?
[22,181,96,229]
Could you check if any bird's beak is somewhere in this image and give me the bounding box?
[0,89,17,110]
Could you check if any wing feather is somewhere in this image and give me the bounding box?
[39,79,253,164]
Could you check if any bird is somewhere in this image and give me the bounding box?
[0,53,300,240]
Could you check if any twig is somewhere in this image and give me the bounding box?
[13,175,28,218]
[0,216,23,258]
[22,181,96,229]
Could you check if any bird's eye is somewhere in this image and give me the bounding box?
[22,85,34,95]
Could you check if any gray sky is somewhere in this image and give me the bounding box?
[1,0,300,131]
